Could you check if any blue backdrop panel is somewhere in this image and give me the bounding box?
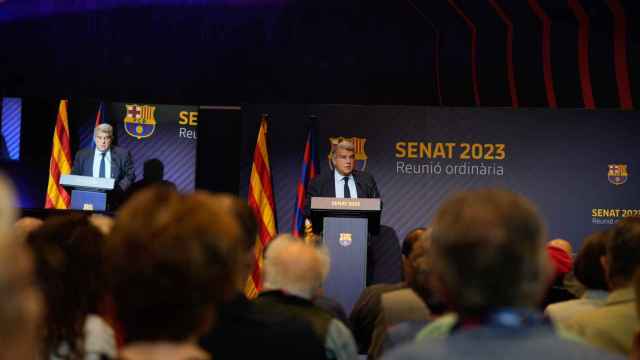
[1,97,21,160]
[240,105,640,283]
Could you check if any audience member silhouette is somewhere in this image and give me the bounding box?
[26,214,116,359]
[546,230,610,324]
[198,194,326,360]
[564,217,640,355]
[384,189,621,360]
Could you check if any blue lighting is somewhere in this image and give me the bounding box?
[1,97,21,160]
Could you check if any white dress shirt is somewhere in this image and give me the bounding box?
[92,148,112,178]
[334,170,357,198]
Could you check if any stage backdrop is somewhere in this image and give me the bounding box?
[103,102,198,192]
[240,105,639,282]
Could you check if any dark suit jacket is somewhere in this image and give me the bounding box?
[304,169,381,219]
[71,146,136,192]
[199,293,326,360]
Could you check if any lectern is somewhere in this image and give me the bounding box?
[310,197,381,313]
[60,174,115,211]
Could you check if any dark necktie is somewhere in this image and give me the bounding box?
[99,152,106,178]
[343,176,351,198]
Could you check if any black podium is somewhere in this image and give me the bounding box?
[310,197,381,313]
[60,174,115,211]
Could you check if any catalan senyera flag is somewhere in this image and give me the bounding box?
[44,100,72,209]
[245,115,277,298]
[292,122,318,238]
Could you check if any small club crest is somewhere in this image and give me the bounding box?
[124,104,157,139]
[339,232,353,247]
[328,136,368,171]
[608,164,628,186]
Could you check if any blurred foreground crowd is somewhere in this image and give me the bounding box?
[0,173,638,360]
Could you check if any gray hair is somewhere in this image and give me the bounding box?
[332,140,355,158]
[263,234,330,299]
[430,189,550,316]
[93,123,113,139]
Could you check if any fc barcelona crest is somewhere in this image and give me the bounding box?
[328,136,368,171]
[124,104,157,139]
[339,232,353,247]
[608,164,628,186]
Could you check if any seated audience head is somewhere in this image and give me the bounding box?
[548,238,573,256]
[88,214,114,235]
[0,174,16,242]
[0,175,43,360]
[14,217,44,241]
[26,213,107,359]
[573,230,610,291]
[407,230,447,315]
[430,188,550,317]
[208,193,258,285]
[636,268,640,321]
[604,216,640,290]
[404,230,430,289]
[0,241,43,360]
[633,269,640,360]
[401,227,428,280]
[541,239,576,309]
[107,186,243,343]
[546,241,573,278]
[263,234,330,299]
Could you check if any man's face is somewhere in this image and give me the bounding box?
[95,132,112,152]
[332,148,355,176]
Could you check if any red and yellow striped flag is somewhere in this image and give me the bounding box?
[245,115,277,298]
[44,100,72,209]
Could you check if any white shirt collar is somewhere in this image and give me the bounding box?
[334,169,354,182]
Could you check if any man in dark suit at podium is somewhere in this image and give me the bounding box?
[304,139,380,220]
[71,124,135,209]
[304,139,385,287]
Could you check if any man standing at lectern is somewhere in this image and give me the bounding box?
[71,124,135,209]
[304,139,380,221]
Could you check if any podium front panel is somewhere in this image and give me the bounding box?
[322,216,367,314]
[70,190,107,211]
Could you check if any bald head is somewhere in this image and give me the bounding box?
[548,238,573,256]
[263,234,330,299]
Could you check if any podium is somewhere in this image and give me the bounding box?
[60,174,115,211]
[310,197,381,313]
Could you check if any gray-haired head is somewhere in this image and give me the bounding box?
[263,233,330,299]
[331,139,356,176]
[430,188,549,316]
[94,124,114,152]
[332,140,355,159]
[93,123,113,139]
